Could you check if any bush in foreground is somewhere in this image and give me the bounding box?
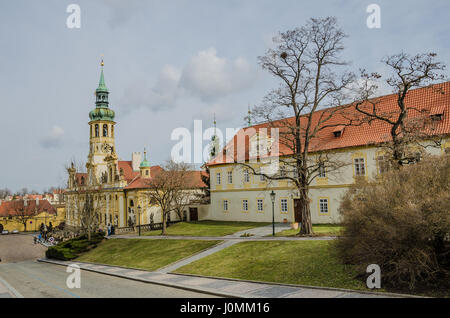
[337,155,450,292]
[46,232,105,261]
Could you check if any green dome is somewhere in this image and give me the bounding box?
[89,107,115,121]
[140,159,151,168]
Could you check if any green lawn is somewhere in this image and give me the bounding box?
[142,221,270,237]
[76,239,219,271]
[274,224,343,237]
[175,240,369,291]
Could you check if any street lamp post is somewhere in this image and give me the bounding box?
[270,190,276,236]
[137,205,141,236]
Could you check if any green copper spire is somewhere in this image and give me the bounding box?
[89,58,115,121]
[140,148,151,168]
[96,60,108,93]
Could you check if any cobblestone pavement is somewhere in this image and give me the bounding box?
[0,234,46,263]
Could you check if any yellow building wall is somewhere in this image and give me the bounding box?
[0,209,65,232]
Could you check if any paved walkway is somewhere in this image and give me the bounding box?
[156,240,240,273]
[38,258,404,298]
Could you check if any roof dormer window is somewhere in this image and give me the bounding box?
[430,105,445,121]
[332,125,345,138]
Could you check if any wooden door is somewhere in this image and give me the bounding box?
[189,208,198,221]
[294,199,302,223]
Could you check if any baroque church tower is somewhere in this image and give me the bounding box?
[86,60,117,185]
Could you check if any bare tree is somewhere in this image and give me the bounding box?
[145,160,194,235]
[66,161,103,241]
[241,17,357,235]
[0,188,11,199]
[354,52,446,167]
[11,200,34,232]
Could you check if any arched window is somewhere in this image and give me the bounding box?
[103,124,108,137]
[80,176,85,185]
[95,124,99,137]
[129,199,134,207]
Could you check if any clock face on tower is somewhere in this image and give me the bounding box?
[101,143,110,153]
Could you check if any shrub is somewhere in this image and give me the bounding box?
[46,231,105,261]
[336,154,450,292]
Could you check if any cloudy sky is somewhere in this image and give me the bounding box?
[0,0,449,192]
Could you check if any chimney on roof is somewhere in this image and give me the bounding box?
[24,199,28,206]
[132,152,142,172]
[36,198,39,207]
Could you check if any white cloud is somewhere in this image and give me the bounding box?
[179,47,256,100]
[120,48,256,113]
[120,64,182,112]
[40,125,65,149]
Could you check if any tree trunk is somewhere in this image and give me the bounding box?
[161,212,167,235]
[298,186,313,235]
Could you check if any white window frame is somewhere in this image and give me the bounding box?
[281,199,288,213]
[216,172,221,185]
[318,163,326,178]
[319,198,329,214]
[242,199,248,212]
[244,169,250,182]
[227,171,233,184]
[257,199,264,212]
[354,158,366,176]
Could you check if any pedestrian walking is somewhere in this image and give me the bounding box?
[107,223,111,236]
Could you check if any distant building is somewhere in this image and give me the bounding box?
[0,199,64,232]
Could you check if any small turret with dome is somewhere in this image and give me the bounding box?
[140,148,151,178]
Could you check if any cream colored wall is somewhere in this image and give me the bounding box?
[209,140,450,224]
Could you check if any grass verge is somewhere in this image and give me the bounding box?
[274,224,343,237]
[142,221,270,237]
[174,240,370,291]
[76,239,219,271]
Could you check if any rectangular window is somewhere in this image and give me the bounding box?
[223,200,228,211]
[227,171,233,184]
[257,199,263,212]
[354,158,366,176]
[244,169,250,182]
[377,155,390,174]
[259,170,265,182]
[318,163,326,178]
[216,172,221,185]
[280,166,286,177]
[281,199,288,213]
[242,199,248,212]
[319,198,329,214]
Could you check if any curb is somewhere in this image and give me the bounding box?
[37,258,244,298]
[170,272,425,298]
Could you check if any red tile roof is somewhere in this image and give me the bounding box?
[124,169,207,190]
[0,199,57,217]
[118,161,140,182]
[208,82,450,166]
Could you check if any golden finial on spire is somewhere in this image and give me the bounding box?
[100,54,104,67]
